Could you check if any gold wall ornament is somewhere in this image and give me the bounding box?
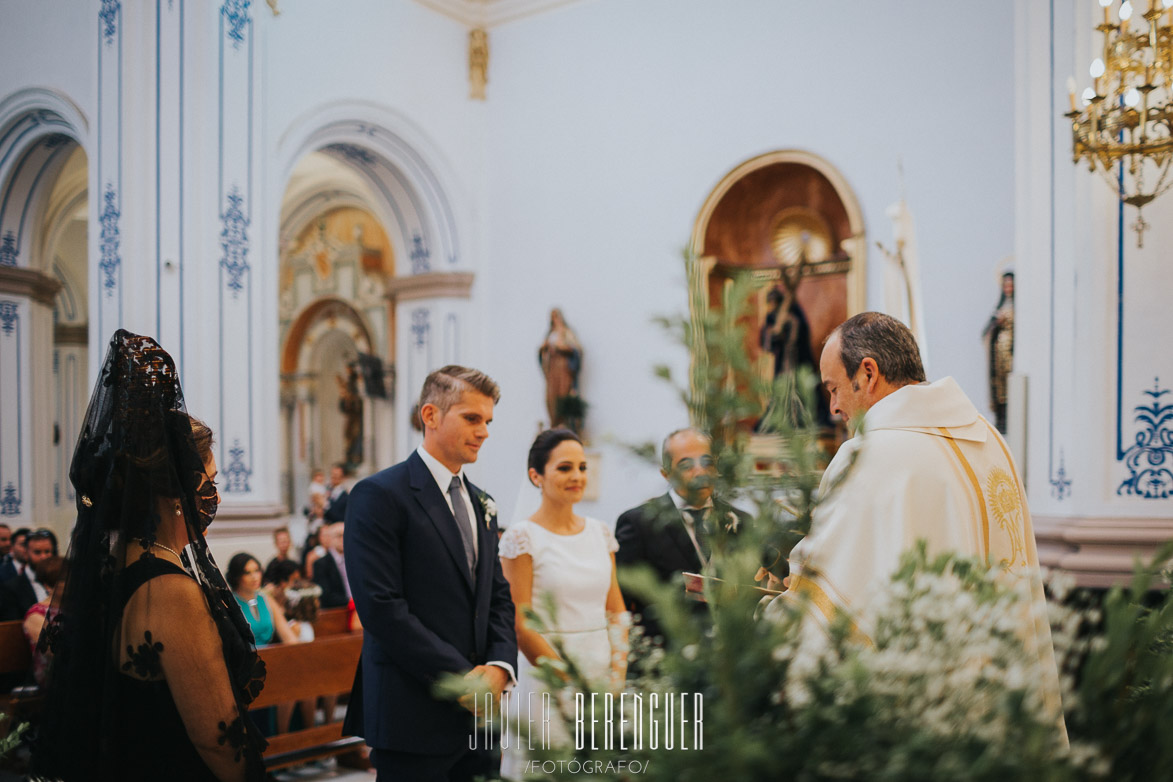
[469,27,489,100]
[1066,0,1173,247]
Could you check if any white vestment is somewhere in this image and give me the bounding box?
[786,378,1062,718]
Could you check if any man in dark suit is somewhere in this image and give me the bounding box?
[0,527,56,621]
[615,428,749,641]
[312,522,350,608]
[344,365,517,781]
[0,527,29,584]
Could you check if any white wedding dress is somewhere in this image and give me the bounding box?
[498,517,618,777]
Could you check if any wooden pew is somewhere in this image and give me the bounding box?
[0,619,38,752]
[310,607,351,637]
[253,631,366,770]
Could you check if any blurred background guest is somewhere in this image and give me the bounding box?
[23,555,66,686]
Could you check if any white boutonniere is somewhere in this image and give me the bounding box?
[479,494,497,529]
[724,511,739,533]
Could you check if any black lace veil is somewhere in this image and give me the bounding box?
[33,330,267,781]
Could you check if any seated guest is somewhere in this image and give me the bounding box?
[0,526,29,582]
[322,464,349,524]
[0,523,12,565]
[262,526,295,585]
[283,578,322,643]
[312,522,350,609]
[24,555,67,686]
[227,553,300,647]
[302,528,324,582]
[615,428,749,641]
[0,527,57,621]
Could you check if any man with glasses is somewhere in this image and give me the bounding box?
[615,428,748,641]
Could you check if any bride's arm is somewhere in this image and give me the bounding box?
[605,554,630,687]
[500,553,561,667]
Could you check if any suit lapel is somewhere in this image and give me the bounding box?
[408,452,475,592]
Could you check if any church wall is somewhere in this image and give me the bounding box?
[1016,0,1173,584]
[477,0,1019,524]
[0,2,95,120]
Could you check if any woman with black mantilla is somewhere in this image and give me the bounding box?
[32,330,268,781]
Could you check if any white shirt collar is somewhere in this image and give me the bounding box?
[668,488,713,513]
[416,444,465,494]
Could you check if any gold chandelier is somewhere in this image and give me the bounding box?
[1066,0,1173,247]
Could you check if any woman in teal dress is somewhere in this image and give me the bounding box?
[227,553,299,646]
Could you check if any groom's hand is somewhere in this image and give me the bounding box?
[458,665,509,713]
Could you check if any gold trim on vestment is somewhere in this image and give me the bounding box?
[790,573,874,647]
[938,427,991,559]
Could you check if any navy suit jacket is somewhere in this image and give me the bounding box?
[312,552,349,610]
[342,451,517,755]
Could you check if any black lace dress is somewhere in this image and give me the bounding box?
[32,329,268,782]
[113,555,262,781]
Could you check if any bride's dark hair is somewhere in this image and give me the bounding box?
[33,329,267,780]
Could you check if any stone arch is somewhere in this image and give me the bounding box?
[282,296,376,376]
[691,149,867,316]
[276,101,468,275]
[0,88,89,271]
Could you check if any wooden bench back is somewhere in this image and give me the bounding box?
[252,633,361,708]
[254,632,363,766]
[0,620,31,676]
[310,608,351,637]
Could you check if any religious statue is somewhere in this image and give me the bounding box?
[337,364,364,469]
[982,271,1015,433]
[538,308,584,434]
[759,286,829,428]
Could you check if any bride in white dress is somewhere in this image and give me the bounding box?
[498,429,629,776]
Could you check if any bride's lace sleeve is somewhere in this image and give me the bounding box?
[498,523,532,559]
[122,575,256,782]
[599,521,619,554]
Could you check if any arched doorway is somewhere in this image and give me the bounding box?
[278,151,395,513]
[0,90,90,530]
[691,150,866,447]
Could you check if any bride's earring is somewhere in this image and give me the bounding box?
[174,503,182,516]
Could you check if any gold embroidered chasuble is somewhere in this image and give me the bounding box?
[785,377,1062,718]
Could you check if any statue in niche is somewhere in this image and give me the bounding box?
[982,271,1015,433]
[337,363,364,469]
[539,308,585,434]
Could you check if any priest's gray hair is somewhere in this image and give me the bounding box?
[833,312,926,386]
[418,364,501,417]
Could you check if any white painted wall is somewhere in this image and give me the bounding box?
[477,0,1019,524]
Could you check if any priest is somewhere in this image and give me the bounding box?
[782,312,1061,719]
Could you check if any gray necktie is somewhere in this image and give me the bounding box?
[448,476,478,576]
[682,509,710,568]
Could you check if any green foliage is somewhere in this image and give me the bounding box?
[0,716,29,763]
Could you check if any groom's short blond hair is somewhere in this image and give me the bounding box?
[418,365,501,419]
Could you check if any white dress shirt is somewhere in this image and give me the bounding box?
[416,445,478,554]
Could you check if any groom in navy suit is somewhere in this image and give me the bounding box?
[344,365,517,781]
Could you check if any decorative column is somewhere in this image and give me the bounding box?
[387,272,475,460]
[0,270,60,524]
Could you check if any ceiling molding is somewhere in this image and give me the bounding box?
[412,0,585,28]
